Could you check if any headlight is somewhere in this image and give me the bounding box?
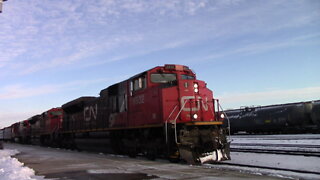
[194,83,199,93]
[220,113,225,119]
[193,114,198,119]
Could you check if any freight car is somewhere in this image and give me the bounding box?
[59,64,230,164]
[224,100,320,134]
[311,100,320,128]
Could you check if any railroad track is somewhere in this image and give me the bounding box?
[214,162,320,176]
[231,143,320,149]
[212,137,320,179]
[231,148,320,157]
[231,143,320,156]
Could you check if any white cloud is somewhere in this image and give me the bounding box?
[0,76,128,100]
[0,76,129,128]
[0,0,319,77]
[0,84,58,100]
[197,33,320,62]
[0,111,40,128]
[218,86,320,109]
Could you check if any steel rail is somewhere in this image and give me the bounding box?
[231,148,320,157]
[214,162,320,176]
[231,143,320,149]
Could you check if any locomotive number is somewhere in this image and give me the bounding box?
[132,95,145,105]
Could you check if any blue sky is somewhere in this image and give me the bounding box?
[0,0,319,128]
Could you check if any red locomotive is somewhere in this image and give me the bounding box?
[9,108,63,145]
[39,108,63,145]
[1,64,230,164]
[61,64,230,163]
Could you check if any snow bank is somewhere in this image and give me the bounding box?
[0,149,46,180]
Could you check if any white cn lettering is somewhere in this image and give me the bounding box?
[181,96,209,112]
[201,97,209,111]
[84,104,98,121]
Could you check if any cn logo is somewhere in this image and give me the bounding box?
[181,96,209,111]
[84,104,98,121]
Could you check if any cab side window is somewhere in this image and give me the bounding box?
[130,74,146,92]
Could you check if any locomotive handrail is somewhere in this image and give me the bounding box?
[173,99,189,144]
[165,104,179,144]
[216,100,232,142]
[165,105,179,123]
[164,99,189,144]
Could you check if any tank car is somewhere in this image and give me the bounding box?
[311,100,320,129]
[225,100,320,134]
[61,64,230,164]
[224,106,287,134]
[247,106,287,133]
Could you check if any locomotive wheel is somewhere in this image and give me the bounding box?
[168,151,180,163]
[178,146,198,164]
[146,148,157,160]
[128,148,137,158]
[168,157,180,163]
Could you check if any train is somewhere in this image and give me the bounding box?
[0,64,231,164]
[224,100,320,134]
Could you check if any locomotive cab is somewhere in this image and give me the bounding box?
[131,64,231,163]
[146,64,221,124]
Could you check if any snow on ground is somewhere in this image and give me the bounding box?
[228,152,320,173]
[213,134,320,180]
[205,150,320,180]
[0,149,47,180]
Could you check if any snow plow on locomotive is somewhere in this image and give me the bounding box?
[60,64,230,163]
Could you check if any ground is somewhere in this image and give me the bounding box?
[3,143,281,180]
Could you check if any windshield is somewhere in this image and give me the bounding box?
[50,111,62,116]
[181,75,195,80]
[151,73,176,83]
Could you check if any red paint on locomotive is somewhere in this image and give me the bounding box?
[108,64,222,128]
[42,108,63,134]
